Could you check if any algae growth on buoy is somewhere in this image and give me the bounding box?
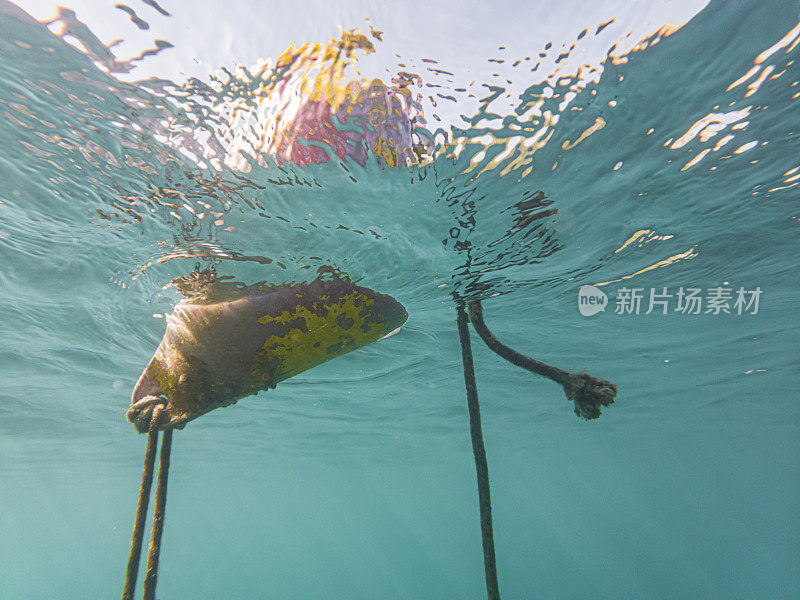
[128,268,407,432]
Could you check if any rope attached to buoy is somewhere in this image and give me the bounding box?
[121,402,174,600]
[142,427,173,600]
[121,427,158,600]
[456,305,501,600]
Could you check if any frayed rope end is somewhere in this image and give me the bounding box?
[562,370,617,420]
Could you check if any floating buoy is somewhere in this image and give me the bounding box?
[127,269,407,432]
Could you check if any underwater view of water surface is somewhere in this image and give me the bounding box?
[1,0,799,598]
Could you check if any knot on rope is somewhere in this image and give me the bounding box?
[126,395,171,434]
[561,370,617,420]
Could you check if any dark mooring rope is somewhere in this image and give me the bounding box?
[468,300,617,420]
[142,427,173,600]
[468,301,567,384]
[122,407,174,600]
[456,305,501,600]
[121,427,159,600]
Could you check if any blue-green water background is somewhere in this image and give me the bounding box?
[1,0,799,598]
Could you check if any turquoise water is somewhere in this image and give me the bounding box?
[1,0,799,598]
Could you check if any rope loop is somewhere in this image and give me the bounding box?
[126,396,169,433]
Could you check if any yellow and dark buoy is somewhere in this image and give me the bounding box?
[127,268,408,432]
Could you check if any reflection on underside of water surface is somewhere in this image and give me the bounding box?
[1,0,798,305]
